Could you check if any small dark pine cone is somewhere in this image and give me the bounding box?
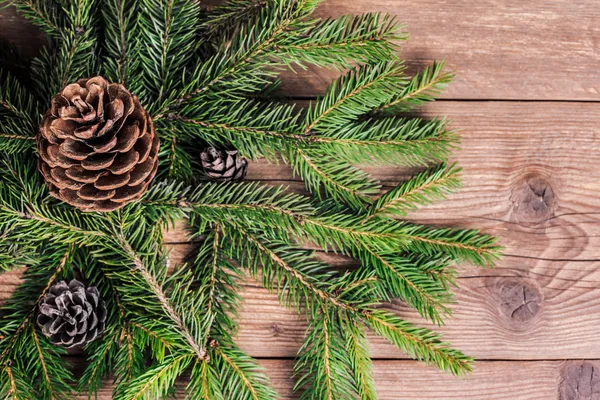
[37,280,107,348]
[200,147,248,182]
[38,76,159,212]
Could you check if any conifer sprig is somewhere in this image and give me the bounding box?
[0,0,502,398]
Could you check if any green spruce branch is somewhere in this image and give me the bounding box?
[0,0,503,398]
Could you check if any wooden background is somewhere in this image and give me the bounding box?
[2,0,600,398]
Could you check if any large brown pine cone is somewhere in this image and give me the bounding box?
[38,76,159,212]
[37,280,107,348]
[200,147,248,182]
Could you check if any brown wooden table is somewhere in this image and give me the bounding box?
[2,1,600,398]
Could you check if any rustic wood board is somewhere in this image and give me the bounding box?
[280,0,600,100]
[161,101,600,360]
[2,1,600,100]
[2,2,600,399]
[72,359,600,400]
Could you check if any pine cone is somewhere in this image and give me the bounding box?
[38,76,159,212]
[200,147,248,182]
[37,280,107,348]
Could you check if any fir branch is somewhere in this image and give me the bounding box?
[359,248,452,323]
[9,0,64,37]
[275,13,404,69]
[290,146,379,209]
[28,0,98,101]
[295,307,356,400]
[187,358,224,400]
[344,321,377,400]
[366,310,473,375]
[0,192,108,246]
[0,133,35,141]
[0,245,76,399]
[118,352,194,400]
[165,98,301,160]
[366,163,461,220]
[156,125,195,182]
[211,344,276,400]
[400,224,501,267]
[225,225,342,312]
[157,0,319,117]
[137,0,201,112]
[311,117,457,167]
[78,332,118,395]
[102,0,139,84]
[302,62,406,134]
[372,61,454,115]
[181,228,271,399]
[0,69,40,132]
[200,0,268,38]
[114,236,208,361]
[0,236,36,272]
[77,253,144,397]
[220,220,471,379]
[202,228,223,338]
[154,180,499,266]
[31,34,97,103]
[0,246,72,350]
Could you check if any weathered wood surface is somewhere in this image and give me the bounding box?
[169,100,600,360]
[2,1,600,100]
[277,0,600,101]
[73,359,600,400]
[2,1,600,399]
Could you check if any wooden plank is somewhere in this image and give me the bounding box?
[6,248,600,361]
[72,359,600,399]
[276,0,600,101]
[0,7,46,57]
[1,100,599,360]
[160,101,600,360]
[2,1,600,101]
[166,100,600,261]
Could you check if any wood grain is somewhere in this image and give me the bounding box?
[2,101,597,361]
[2,2,600,399]
[159,101,600,360]
[71,359,600,399]
[280,0,600,100]
[2,1,600,100]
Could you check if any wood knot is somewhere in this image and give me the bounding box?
[271,324,284,336]
[510,175,556,223]
[559,362,600,400]
[498,280,541,325]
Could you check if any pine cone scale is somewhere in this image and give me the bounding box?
[78,185,115,201]
[81,153,117,170]
[38,76,159,212]
[65,166,105,183]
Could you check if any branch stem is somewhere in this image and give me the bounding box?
[117,237,207,361]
